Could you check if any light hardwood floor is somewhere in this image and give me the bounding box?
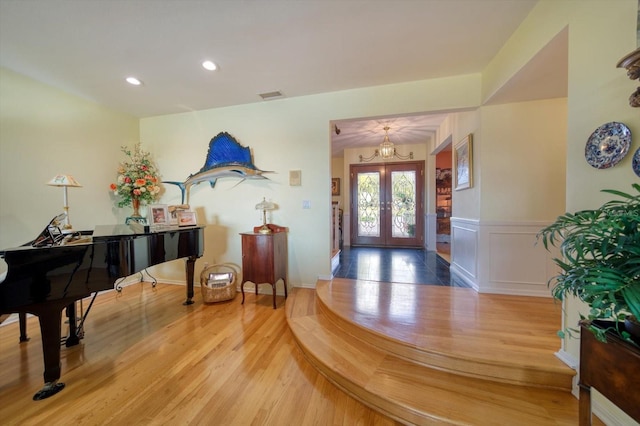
[1,280,605,426]
[0,284,398,425]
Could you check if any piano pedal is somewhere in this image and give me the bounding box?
[61,332,84,346]
[33,381,65,401]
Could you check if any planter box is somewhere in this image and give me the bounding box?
[579,320,640,425]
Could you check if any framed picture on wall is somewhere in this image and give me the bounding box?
[454,134,473,190]
[331,178,340,196]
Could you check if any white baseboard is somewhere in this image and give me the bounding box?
[450,265,479,291]
[554,349,578,370]
[591,389,639,426]
[297,281,317,289]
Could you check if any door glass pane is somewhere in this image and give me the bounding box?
[357,172,380,237]
[390,171,416,238]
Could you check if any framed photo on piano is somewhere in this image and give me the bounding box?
[148,204,169,226]
[177,210,197,226]
[168,204,190,225]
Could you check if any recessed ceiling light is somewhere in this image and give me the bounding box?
[202,60,217,71]
[126,77,142,86]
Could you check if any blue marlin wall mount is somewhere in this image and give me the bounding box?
[163,132,271,204]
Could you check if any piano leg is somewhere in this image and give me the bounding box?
[32,305,66,400]
[64,302,80,347]
[19,312,29,342]
[183,256,196,305]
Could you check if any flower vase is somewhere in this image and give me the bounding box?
[131,198,142,218]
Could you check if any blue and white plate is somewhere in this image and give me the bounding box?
[585,122,631,169]
[633,147,640,178]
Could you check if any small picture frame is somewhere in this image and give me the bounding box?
[331,178,340,196]
[454,134,473,191]
[148,204,169,226]
[168,204,190,225]
[177,210,197,226]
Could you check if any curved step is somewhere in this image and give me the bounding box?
[315,279,574,390]
[286,285,583,425]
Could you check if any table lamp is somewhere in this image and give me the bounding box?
[255,197,276,234]
[47,174,82,232]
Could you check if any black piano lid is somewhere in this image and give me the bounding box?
[92,224,205,242]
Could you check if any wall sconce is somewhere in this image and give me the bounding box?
[47,174,82,232]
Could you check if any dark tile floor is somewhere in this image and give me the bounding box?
[333,246,468,287]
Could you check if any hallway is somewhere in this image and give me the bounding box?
[332,246,465,287]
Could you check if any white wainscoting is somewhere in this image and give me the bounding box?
[425,212,436,251]
[343,212,351,247]
[451,218,556,297]
[450,218,479,291]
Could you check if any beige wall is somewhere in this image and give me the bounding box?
[446,111,482,220]
[140,74,481,287]
[563,8,638,420]
[492,1,637,422]
[1,1,636,419]
[331,156,344,208]
[479,98,567,221]
[516,0,638,354]
[0,67,139,255]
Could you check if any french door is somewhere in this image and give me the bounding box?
[350,161,424,247]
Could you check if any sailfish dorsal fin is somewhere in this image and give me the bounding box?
[199,132,257,172]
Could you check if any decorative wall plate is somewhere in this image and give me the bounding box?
[585,122,631,169]
[633,147,640,178]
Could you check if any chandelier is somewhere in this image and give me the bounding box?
[359,126,413,162]
[379,126,395,158]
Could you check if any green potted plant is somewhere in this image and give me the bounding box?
[537,183,640,344]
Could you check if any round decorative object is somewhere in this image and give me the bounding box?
[584,122,631,169]
[633,147,640,178]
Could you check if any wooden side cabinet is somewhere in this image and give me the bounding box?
[240,228,287,309]
[578,321,640,425]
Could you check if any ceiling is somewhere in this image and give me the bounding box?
[0,0,567,157]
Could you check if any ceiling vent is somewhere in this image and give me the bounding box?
[258,90,284,100]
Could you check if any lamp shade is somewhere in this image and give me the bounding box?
[47,174,81,231]
[255,198,275,211]
[255,197,276,234]
[47,175,82,187]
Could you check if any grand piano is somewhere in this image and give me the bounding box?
[0,222,205,400]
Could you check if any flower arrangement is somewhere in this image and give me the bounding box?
[109,143,161,208]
